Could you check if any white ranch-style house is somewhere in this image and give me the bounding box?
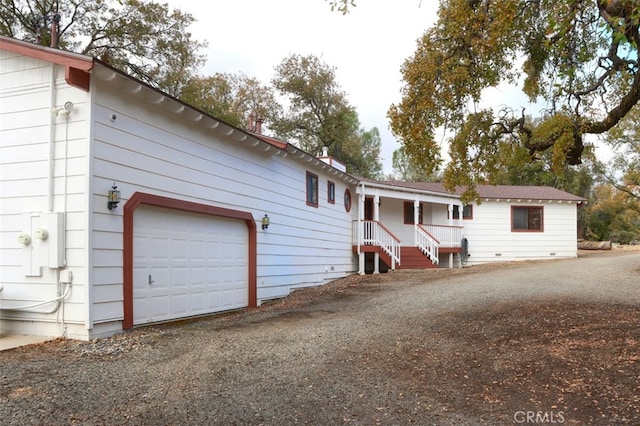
[0,36,585,340]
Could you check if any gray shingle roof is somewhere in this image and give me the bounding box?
[375,181,586,202]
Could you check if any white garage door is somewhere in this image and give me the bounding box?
[133,205,249,325]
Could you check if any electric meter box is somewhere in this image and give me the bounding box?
[44,212,65,268]
[21,212,66,276]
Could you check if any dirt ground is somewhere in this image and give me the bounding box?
[1,247,639,425]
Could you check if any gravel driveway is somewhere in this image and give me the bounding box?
[2,250,639,425]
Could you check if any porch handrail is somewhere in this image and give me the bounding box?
[416,225,439,265]
[352,220,401,268]
[377,222,401,268]
[421,224,463,248]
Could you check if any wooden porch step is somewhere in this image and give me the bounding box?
[354,245,395,269]
[397,246,438,269]
[353,245,438,270]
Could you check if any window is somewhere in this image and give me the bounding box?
[403,202,423,224]
[306,172,318,207]
[344,189,352,212]
[328,181,336,204]
[452,204,473,220]
[512,206,543,231]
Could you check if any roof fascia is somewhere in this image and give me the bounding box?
[0,36,93,91]
[358,181,460,201]
[90,60,358,185]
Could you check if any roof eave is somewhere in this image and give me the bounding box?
[0,36,93,91]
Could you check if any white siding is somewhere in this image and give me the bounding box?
[89,79,358,320]
[461,201,579,265]
[1,48,359,339]
[378,198,414,244]
[0,50,91,338]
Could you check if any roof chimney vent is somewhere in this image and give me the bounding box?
[247,112,263,134]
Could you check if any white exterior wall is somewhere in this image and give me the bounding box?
[378,198,413,244]
[460,200,579,265]
[0,51,91,338]
[376,197,460,246]
[1,50,358,340]
[89,77,358,330]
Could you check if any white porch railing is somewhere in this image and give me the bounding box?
[416,225,439,265]
[352,220,401,268]
[421,224,463,248]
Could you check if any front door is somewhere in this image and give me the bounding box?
[364,197,374,221]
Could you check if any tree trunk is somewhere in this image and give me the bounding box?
[578,240,612,250]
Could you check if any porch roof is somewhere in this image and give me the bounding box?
[370,181,586,202]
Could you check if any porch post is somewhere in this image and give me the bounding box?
[414,199,420,246]
[447,203,454,226]
[358,185,365,275]
[458,203,464,227]
[374,195,380,221]
[373,194,380,274]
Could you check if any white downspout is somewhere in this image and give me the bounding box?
[47,63,57,212]
[357,182,365,274]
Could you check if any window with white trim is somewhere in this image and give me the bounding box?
[403,202,423,224]
[306,172,318,207]
[328,181,336,204]
[512,206,543,231]
[452,204,473,220]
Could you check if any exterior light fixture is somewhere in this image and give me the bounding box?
[107,183,121,210]
[262,214,270,230]
[53,101,74,117]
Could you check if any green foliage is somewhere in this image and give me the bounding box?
[270,54,382,177]
[585,184,640,243]
[180,73,281,130]
[389,0,640,201]
[390,145,440,182]
[346,127,384,179]
[327,0,356,14]
[581,102,640,243]
[0,0,206,96]
[604,104,640,200]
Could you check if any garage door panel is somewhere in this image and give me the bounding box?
[151,296,169,318]
[171,267,189,287]
[133,205,248,325]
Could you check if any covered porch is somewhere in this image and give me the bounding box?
[352,181,468,274]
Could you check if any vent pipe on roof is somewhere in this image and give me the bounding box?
[322,146,328,157]
[50,13,60,48]
[247,113,254,131]
[247,112,263,134]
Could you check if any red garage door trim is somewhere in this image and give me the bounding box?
[123,192,257,329]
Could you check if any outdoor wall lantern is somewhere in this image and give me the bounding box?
[262,214,270,230]
[107,183,121,211]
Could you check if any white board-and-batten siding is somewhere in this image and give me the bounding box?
[461,201,579,264]
[91,78,357,313]
[0,51,91,337]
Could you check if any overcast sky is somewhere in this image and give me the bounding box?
[165,0,440,174]
[166,1,611,174]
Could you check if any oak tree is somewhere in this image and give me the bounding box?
[0,0,206,96]
[270,53,383,177]
[605,104,640,200]
[386,0,640,201]
[180,72,282,130]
